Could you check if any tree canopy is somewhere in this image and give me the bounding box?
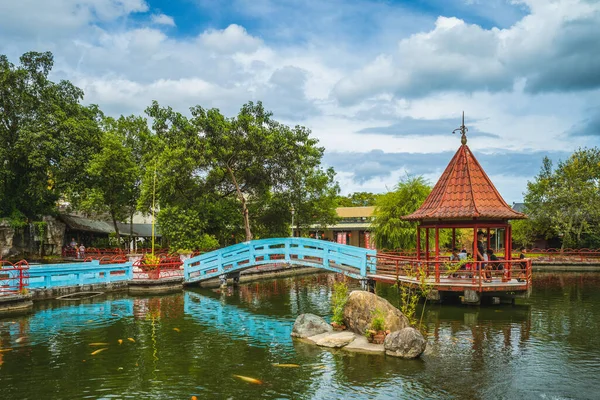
[370,176,431,250]
[0,51,102,221]
[517,148,600,248]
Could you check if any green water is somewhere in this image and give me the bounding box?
[1,272,599,399]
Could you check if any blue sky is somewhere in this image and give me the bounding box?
[1,0,599,203]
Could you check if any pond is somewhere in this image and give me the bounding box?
[1,272,599,399]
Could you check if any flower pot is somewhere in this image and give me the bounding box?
[145,269,160,279]
[372,331,386,344]
[331,322,346,331]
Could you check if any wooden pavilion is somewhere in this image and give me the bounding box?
[371,115,532,304]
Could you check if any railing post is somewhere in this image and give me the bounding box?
[284,240,290,262]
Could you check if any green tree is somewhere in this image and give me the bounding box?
[524,149,600,248]
[78,129,139,242]
[0,51,101,219]
[371,176,431,250]
[337,192,380,207]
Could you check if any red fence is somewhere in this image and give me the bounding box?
[132,255,183,280]
[0,260,30,296]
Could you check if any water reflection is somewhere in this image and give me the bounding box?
[0,272,599,399]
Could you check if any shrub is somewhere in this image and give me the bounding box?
[370,308,386,332]
[331,281,349,325]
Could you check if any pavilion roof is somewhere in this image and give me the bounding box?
[402,143,527,221]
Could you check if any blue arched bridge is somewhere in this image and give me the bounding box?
[183,237,377,284]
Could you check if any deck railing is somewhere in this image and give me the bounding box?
[0,260,30,296]
[368,254,532,291]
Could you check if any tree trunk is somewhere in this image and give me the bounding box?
[226,165,252,241]
[111,211,121,249]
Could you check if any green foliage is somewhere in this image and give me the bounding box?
[7,210,28,230]
[156,206,219,251]
[337,192,380,207]
[371,176,431,250]
[370,308,386,331]
[0,51,102,219]
[331,281,349,325]
[524,149,600,248]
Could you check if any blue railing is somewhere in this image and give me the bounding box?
[28,260,133,290]
[184,237,376,283]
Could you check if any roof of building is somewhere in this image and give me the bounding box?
[403,144,527,221]
[512,202,526,213]
[59,214,161,237]
[336,206,375,218]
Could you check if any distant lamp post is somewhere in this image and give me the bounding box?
[290,206,295,237]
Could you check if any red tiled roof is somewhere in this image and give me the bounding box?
[402,144,527,221]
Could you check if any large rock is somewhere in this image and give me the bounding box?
[291,313,333,338]
[384,327,426,359]
[343,290,409,334]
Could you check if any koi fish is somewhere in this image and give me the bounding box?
[233,374,263,384]
[89,343,109,346]
[312,365,326,370]
[127,338,135,343]
[191,396,198,400]
[86,320,94,323]
[118,339,123,345]
[0,349,12,353]
[272,363,300,368]
[173,328,180,332]
[15,337,26,343]
[91,348,108,356]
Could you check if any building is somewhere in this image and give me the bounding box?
[302,206,376,249]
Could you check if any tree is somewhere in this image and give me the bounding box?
[289,167,340,236]
[78,129,139,242]
[337,192,380,207]
[0,51,101,219]
[371,176,431,250]
[524,148,600,248]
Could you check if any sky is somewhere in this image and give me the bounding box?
[1,0,599,203]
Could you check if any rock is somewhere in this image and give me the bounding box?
[312,331,356,348]
[291,313,333,338]
[343,290,409,335]
[343,334,385,354]
[384,327,427,359]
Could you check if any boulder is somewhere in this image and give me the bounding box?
[384,327,426,359]
[343,290,409,334]
[291,313,333,338]
[311,331,356,348]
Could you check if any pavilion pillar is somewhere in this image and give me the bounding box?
[473,226,478,277]
[425,228,430,261]
[507,224,513,280]
[452,228,456,250]
[435,227,440,283]
[416,226,421,261]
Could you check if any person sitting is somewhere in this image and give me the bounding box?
[458,249,467,260]
[448,248,460,278]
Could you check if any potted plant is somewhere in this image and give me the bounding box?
[141,254,161,279]
[366,309,387,344]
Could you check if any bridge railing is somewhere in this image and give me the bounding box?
[184,238,376,282]
[28,260,133,290]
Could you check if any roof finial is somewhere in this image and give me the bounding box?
[452,111,468,145]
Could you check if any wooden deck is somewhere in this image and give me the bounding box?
[368,274,530,292]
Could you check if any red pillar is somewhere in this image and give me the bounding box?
[425,228,429,261]
[473,226,478,272]
[435,227,440,282]
[416,226,421,260]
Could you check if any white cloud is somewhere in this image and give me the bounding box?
[332,0,600,104]
[0,0,598,202]
[151,13,176,27]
